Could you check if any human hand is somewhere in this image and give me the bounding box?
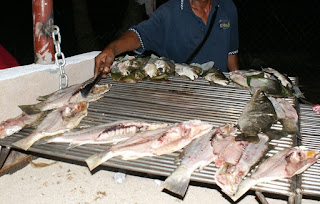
[94,48,115,78]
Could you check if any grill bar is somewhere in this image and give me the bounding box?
[0,76,318,200]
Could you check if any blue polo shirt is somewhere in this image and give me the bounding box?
[129,0,238,72]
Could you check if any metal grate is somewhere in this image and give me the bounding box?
[1,76,318,199]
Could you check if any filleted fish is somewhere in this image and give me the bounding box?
[38,120,169,147]
[215,133,269,196]
[230,147,319,201]
[13,101,88,151]
[19,81,111,115]
[162,123,237,197]
[85,120,213,171]
[0,112,45,139]
[175,63,203,81]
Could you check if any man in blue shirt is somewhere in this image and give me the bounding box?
[95,0,239,77]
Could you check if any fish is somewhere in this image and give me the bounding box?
[230,147,320,201]
[85,120,213,171]
[0,112,46,139]
[111,55,149,77]
[13,101,88,151]
[215,133,269,196]
[19,82,111,115]
[37,120,169,147]
[262,67,304,98]
[268,97,299,133]
[110,69,145,83]
[175,63,203,81]
[248,77,291,97]
[211,124,238,158]
[237,89,277,141]
[229,70,264,88]
[162,123,236,197]
[142,54,175,80]
[202,67,229,86]
[313,104,320,115]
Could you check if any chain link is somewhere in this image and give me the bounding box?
[52,25,68,89]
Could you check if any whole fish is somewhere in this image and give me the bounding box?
[202,67,229,86]
[215,133,269,196]
[38,120,169,147]
[268,97,299,133]
[13,101,88,151]
[229,70,264,88]
[19,82,111,115]
[175,63,203,81]
[0,112,45,139]
[237,89,277,141]
[111,55,149,77]
[162,123,236,197]
[262,67,304,98]
[142,55,175,80]
[248,77,291,97]
[85,120,213,171]
[230,147,320,201]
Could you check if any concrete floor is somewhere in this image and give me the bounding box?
[0,157,319,204]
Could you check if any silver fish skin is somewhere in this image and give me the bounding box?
[0,112,46,139]
[230,147,320,201]
[40,120,169,147]
[85,120,213,171]
[175,63,203,81]
[268,97,299,133]
[13,101,88,151]
[229,70,264,88]
[19,82,111,115]
[237,89,277,138]
[215,133,269,196]
[203,67,229,86]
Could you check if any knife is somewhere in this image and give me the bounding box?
[80,72,104,98]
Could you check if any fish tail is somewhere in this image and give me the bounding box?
[19,102,44,115]
[13,136,38,151]
[162,166,192,197]
[85,150,114,171]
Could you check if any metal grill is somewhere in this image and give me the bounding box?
[0,76,318,200]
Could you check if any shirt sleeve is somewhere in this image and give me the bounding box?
[228,4,239,55]
[129,4,168,55]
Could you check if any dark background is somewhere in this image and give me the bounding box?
[1,0,319,104]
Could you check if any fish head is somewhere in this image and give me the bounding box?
[285,147,320,176]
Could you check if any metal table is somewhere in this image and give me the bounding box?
[0,76,318,203]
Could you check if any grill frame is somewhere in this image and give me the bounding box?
[1,75,318,202]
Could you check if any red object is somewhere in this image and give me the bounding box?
[313,104,320,115]
[33,0,54,64]
[0,44,19,69]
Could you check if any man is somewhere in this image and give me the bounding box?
[95,0,239,78]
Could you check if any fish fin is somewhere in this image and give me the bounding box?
[85,151,114,171]
[162,166,191,197]
[19,102,44,115]
[37,93,55,101]
[13,137,36,151]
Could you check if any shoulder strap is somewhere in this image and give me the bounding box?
[185,5,219,64]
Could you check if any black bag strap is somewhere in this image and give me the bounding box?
[185,5,219,64]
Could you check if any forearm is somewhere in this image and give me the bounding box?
[227,54,239,71]
[104,30,141,56]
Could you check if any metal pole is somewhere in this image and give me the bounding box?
[32,0,54,64]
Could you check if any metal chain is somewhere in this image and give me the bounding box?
[52,25,68,89]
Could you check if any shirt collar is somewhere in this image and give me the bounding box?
[181,0,220,12]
